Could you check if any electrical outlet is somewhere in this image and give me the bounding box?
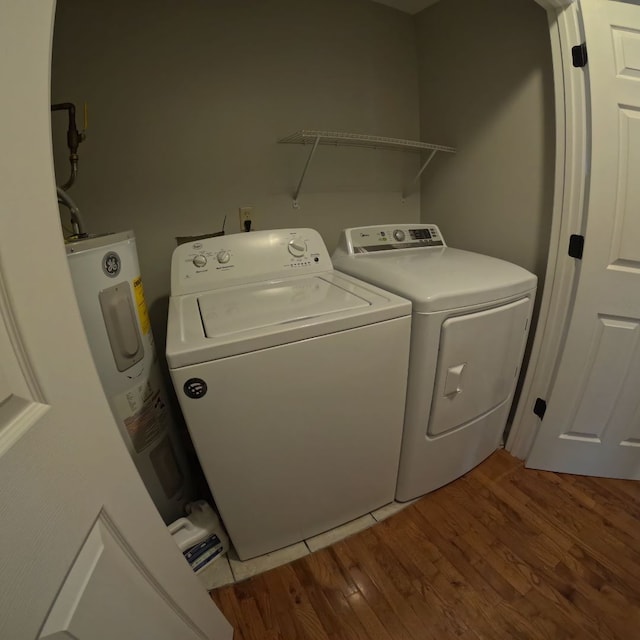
[239,207,254,232]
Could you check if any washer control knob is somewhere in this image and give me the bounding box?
[216,250,231,264]
[393,229,406,242]
[192,254,207,268]
[288,239,307,257]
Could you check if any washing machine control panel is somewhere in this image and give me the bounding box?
[341,224,446,254]
[170,228,331,295]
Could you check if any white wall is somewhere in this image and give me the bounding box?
[415,0,555,283]
[51,0,421,342]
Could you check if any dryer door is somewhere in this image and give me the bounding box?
[427,297,531,437]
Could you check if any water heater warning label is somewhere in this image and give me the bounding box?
[123,390,167,453]
[113,372,169,454]
[132,275,151,335]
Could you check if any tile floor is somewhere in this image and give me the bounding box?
[196,499,417,590]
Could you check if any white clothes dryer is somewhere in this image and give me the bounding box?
[332,224,537,501]
[166,228,411,560]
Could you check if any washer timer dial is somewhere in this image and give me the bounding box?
[192,254,207,268]
[288,239,307,257]
[393,229,406,242]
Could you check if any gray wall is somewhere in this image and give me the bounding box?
[52,0,555,351]
[415,0,555,284]
[51,0,420,343]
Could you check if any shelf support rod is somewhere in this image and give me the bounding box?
[402,149,438,200]
[414,149,438,182]
[293,135,321,209]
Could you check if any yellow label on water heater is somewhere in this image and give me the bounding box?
[132,276,151,335]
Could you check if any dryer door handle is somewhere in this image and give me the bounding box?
[444,363,465,397]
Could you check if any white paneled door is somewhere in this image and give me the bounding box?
[527,0,640,477]
[0,3,232,638]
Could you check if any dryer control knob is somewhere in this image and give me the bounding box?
[192,254,207,268]
[393,229,406,242]
[216,250,231,264]
[288,239,307,257]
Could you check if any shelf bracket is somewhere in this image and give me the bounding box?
[402,149,437,200]
[292,135,321,209]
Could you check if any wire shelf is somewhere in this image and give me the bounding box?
[278,129,456,207]
[278,130,456,154]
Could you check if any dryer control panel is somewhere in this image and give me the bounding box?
[336,224,446,255]
[170,228,332,295]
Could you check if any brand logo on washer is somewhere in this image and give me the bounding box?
[184,378,207,399]
[102,251,121,278]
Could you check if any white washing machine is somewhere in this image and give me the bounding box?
[332,224,537,501]
[166,228,411,560]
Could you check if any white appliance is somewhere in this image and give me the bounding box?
[166,228,411,560]
[66,231,192,523]
[332,224,537,501]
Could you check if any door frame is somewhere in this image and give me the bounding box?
[507,0,588,457]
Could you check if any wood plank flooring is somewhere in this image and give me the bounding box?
[211,450,640,639]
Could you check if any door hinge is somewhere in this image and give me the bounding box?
[572,43,588,68]
[533,398,547,420]
[568,234,584,259]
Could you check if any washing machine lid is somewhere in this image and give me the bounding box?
[333,247,537,313]
[198,276,370,338]
[166,271,411,368]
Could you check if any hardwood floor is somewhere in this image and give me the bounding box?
[211,450,640,639]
